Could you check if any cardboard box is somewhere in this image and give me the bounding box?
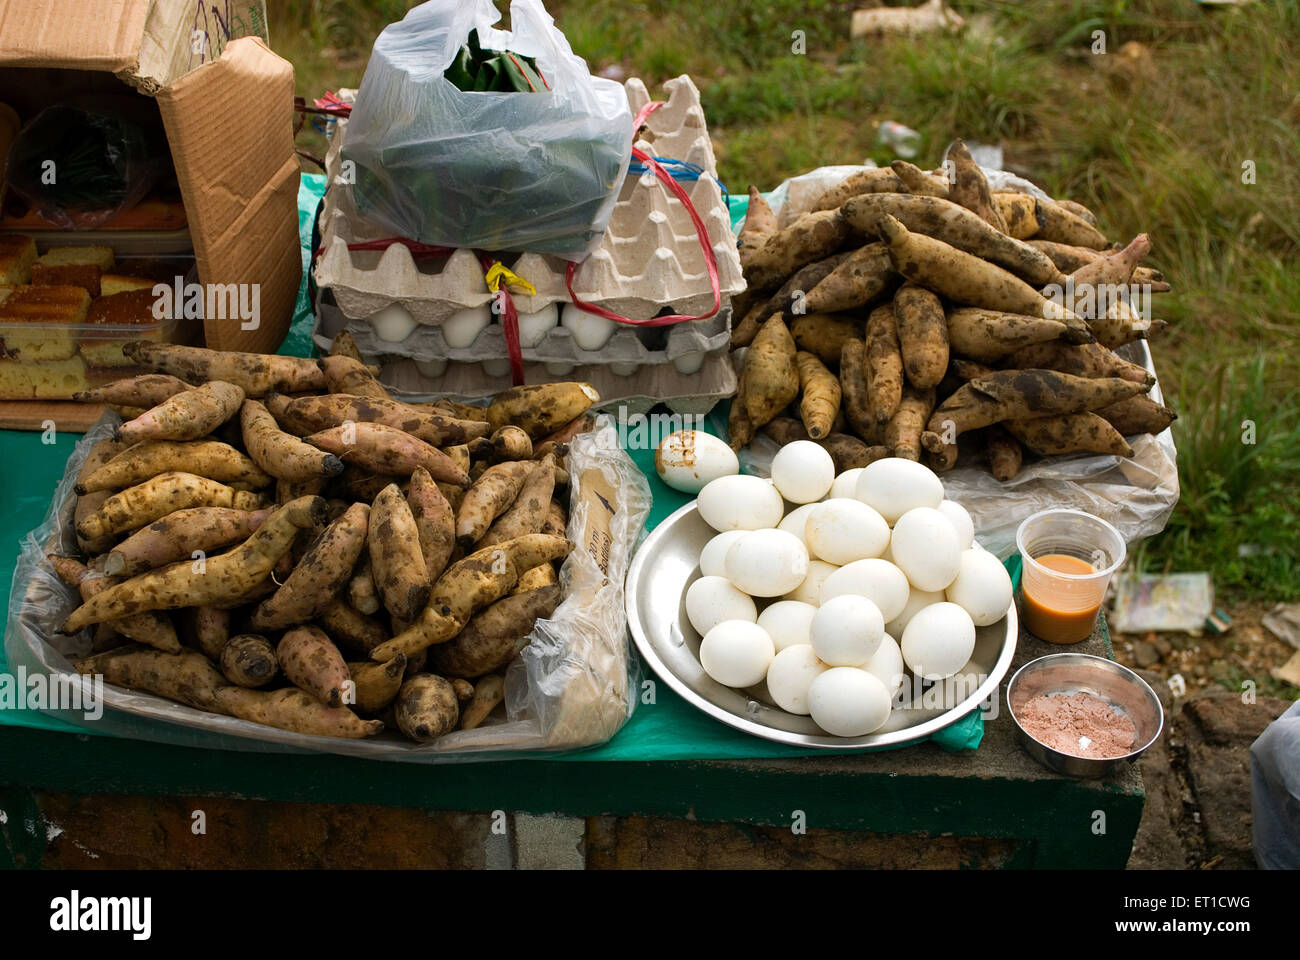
[0,0,299,352]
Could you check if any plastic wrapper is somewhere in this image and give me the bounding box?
[4,414,651,763]
[341,0,633,261]
[1252,700,1300,869]
[739,164,1180,559]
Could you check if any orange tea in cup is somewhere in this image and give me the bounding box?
[1016,510,1126,645]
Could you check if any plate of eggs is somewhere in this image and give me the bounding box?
[627,438,1018,747]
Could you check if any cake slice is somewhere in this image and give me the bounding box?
[101,274,158,296]
[37,246,115,269]
[81,289,165,365]
[0,355,89,398]
[0,235,37,285]
[0,284,91,361]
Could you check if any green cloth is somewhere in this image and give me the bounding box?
[0,174,1002,761]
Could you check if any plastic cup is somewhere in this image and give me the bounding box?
[1015,509,1126,644]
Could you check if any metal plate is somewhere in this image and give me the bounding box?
[626,501,1019,749]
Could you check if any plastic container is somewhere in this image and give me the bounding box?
[1015,508,1126,644]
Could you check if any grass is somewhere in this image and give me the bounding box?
[270,1,1300,608]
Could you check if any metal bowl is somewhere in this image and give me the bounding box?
[625,500,1019,748]
[1006,653,1164,778]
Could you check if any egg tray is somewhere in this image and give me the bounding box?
[312,75,745,355]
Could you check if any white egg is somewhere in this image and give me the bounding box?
[516,302,559,347]
[482,358,511,377]
[783,559,839,606]
[777,502,820,546]
[885,585,945,637]
[696,475,783,532]
[685,576,757,637]
[808,667,892,737]
[811,594,883,666]
[945,549,1014,626]
[441,305,492,347]
[700,530,748,578]
[655,430,738,494]
[725,529,809,597]
[699,620,775,688]
[890,507,962,591]
[673,351,704,375]
[609,362,639,376]
[830,468,864,500]
[805,498,891,565]
[561,303,618,351]
[765,644,829,715]
[863,633,906,696]
[900,602,976,680]
[937,499,975,551]
[770,440,835,504]
[818,558,910,622]
[544,362,576,376]
[370,303,418,342]
[756,601,818,651]
[855,457,945,524]
[414,358,447,378]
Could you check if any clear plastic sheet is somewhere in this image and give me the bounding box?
[341,0,633,261]
[740,165,1180,559]
[4,414,651,763]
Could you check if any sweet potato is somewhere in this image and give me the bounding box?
[924,370,1147,469]
[486,382,599,438]
[74,438,129,554]
[945,140,1007,231]
[480,455,557,548]
[431,398,491,423]
[279,394,490,446]
[488,425,533,461]
[738,185,779,268]
[796,351,840,440]
[372,534,572,662]
[841,194,1065,287]
[946,307,1080,362]
[430,584,562,678]
[368,483,430,622]
[122,342,327,396]
[994,193,1040,239]
[1007,413,1134,457]
[865,305,903,423]
[78,440,272,494]
[242,399,344,483]
[838,339,879,442]
[190,605,230,660]
[317,599,388,655]
[62,496,327,630]
[744,209,854,292]
[104,506,272,577]
[395,674,460,742]
[219,633,279,688]
[875,214,1081,322]
[407,467,456,584]
[985,425,1023,481]
[1068,233,1150,290]
[455,461,533,547]
[461,675,506,731]
[535,414,596,452]
[250,502,369,629]
[743,315,799,429]
[329,330,366,362]
[740,253,853,349]
[347,554,381,615]
[948,358,998,383]
[277,625,350,707]
[790,313,859,369]
[346,655,407,713]
[73,374,191,408]
[1056,199,1098,225]
[1088,298,1157,349]
[49,555,180,652]
[513,563,558,594]
[1095,395,1177,436]
[890,160,949,198]
[215,686,383,739]
[803,242,895,313]
[810,166,906,212]
[728,368,754,453]
[1004,341,1154,387]
[318,354,390,399]
[77,471,263,541]
[1034,199,1109,249]
[893,283,948,389]
[75,646,227,711]
[117,380,244,445]
[305,421,469,486]
[884,387,936,461]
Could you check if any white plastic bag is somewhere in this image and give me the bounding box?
[342,0,633,260]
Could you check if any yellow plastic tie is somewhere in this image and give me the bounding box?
[484,262,537,296]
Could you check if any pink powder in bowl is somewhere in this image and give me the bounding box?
[1017,691,1137,759]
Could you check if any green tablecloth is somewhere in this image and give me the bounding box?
[0,175,990,763]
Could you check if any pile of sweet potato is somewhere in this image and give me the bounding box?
[729,141,1177,479]
[53,334,599,741]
